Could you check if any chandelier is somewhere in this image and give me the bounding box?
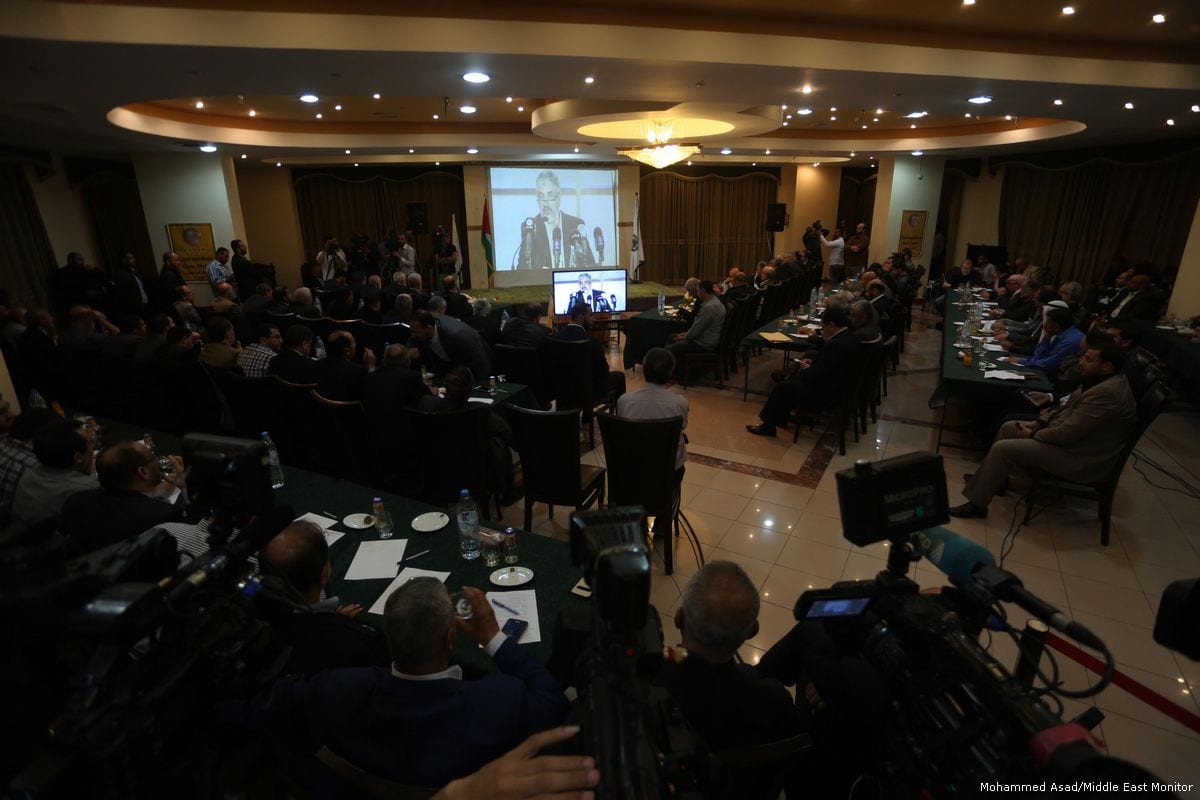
[617,120,701,168]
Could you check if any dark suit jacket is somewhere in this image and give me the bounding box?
[314,357,369,402]
[1108,289,1162,322]
[59,488,184,555]
[418,316,491,382]
[723,285,754,304]
[218,637,570,789]
[269,349,319,385]
[791,328,863,411]
[501,318,548,350]
[465,314,501,347]
[437,291,472,320]
[516,212,593,269]
[364,364,427,421]
[276,611,388,678]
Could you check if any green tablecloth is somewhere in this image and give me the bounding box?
[1124,322,1200,390]
[622,309,688,369]
[938,298,1053,393]
[737,313,818,399]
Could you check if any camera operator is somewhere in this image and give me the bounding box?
[803,220,824,272]
[315,236,348,285]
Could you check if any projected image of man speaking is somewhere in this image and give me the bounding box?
[517,170,596,270]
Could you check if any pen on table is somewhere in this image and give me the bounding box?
[397,548,430,566]
[491,598,520,615]
[323,511,339,520]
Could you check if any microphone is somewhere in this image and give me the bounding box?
[164,505,295,604]
[520,217,535,267]
[594,226,605,263]
[974,565,1106,651]
[552,227,562,269]
[915,527,995,584]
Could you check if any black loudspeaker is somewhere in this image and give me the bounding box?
[406,202,429,234]
[765,203,787,232]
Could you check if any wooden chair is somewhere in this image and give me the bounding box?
[855,341,888,433]
[211,371,277,440]
[359,321,407,355]
[306,390,368,481]
[508,406,605,530]
[681,300,747,389]
[493,344,547,407]
[539,337,607,448]
[274,377,318,468]
[794,351,866,456]
[596,412,700,575]
[397,405,495,515]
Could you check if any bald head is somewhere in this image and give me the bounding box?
[676,561,760,662]
[263,521,330,602]
[95,440,158,492]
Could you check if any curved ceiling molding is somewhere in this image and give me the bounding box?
[533,101,781,143]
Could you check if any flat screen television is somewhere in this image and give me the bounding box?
[551,269,628,316]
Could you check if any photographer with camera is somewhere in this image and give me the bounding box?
[803,220,824,272]
[315,236,348,285]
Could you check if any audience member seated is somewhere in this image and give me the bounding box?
[261,521,387,676]
[656,561,803,750]
[199,316,240,371]
[157,325,200,366]
[723,271,754,303]
[409,309,491,382]
[102,314,146,357]
[666,280,725,378]
[950,343,1135,518]
[0,408,59,528]
[677,277,702,324]
[19,308,63,401]
[1,305,27,348]
[314,330,374,401]
[418,365,476,412]
[1050,328,1112,397]
[465,299,501,346]
[849,300,881,343]
[427,296,448,316]
[865,280,894,319]
[60,304,117,353]
[266,286,293,315]
[616,347,687,484]
[325,286,359,320]
[174,285,203,328]
[1004,305,1082,377]
[553,305,626,401]
[384,292,414,325]
[438,275,473,320]
[237,323,283,378]
[501,303,549,349]
[934,259,984,315]
[1105,273,1161,323]
[747,306,862,437]
[11,418,98,529]
[243,282,273,314]
[269,325,319,384]
[211,282,242,316]
[365,343,428,417]
[290,287,322,319]
[218,579,570,789]
[995,275,1036,322]
[59,440,186,555]
[134,313,173,362]
[358,288,384,324]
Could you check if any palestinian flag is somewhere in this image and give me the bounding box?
[481,195,495,287]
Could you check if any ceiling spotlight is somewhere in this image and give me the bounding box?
[1062,5,1075,14]
[584,76,594,84]
[912,150,924,156]
[248,109,256,117]
[1192,105,1200,112]
[574,146,580,152]
[299,94,319,103]
[240,153,246,159]
[409,148,415,153]
[783,121,789,126]
[830,116,837,121]
[1053,98,1064,105]
[802,85,813,94]
[435,161,440,166]
[964,112,973,118]
[1167,118,1176,126]
[869,156,874,159]
[467,148,478,154]
[813,162,821,167]
[963,0,975,4]
[764,149,771,155]
[354,163,359,167]
[849,151,856,156]
[194,100,205,109]
[873,117,879,122]
[911,124,917,128]
[875,108,884,115]
[199,144,216,152]
[830,106,837,112]
[781,104,788,110]
[505,96,513,103]
[276,162,282,167]
[968,95,993,104]
[904,111,928,119]
[372,93,381,100]
[1152,13,1166,23]
[334,104,342,111]
[517,106,525,112]
[752,162,757,166]
[345,149,351,154]
[1004,114,1013,120]
[1124,101,1134,109]
[686,160,692,166]
[315,113,323,119]
[720,148,732,155]
[462,72,490,83]
[460,105,477,114]
[797,108,812,115]
[786,114,793,119]
[433,114,439,119]
[862,124,868,129]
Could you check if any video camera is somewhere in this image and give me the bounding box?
[569,508,706,800]
[4,434,297,799]
[791,452,1171,795]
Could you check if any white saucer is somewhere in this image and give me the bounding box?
[412,511,450,533]
[342,513,374,530]
[490,566,534,586]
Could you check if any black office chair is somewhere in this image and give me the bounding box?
[493,344,547,408]
[397,405,495,516]
[508,406,605,530]
[306,390,368,481]
[596,412,701,575]
[360,321,407,355]
[211,371,277,440]
[540,337,608,448]
[794,352,866,456]
[274,377,318,468]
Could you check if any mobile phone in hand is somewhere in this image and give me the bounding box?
[501,618,529,642]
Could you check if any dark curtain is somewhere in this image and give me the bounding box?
[998,149,1200,286]
[0,164,56,306]
[75,169,156,280]
[836,168,878,234]
[293,169,467,274]
[639,171,777,284]
[936,169,967,275]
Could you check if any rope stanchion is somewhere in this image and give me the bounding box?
[1044,631,1200,735]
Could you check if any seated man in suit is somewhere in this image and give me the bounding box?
[1105,273,1161,324]
[950,342,1136,518]
[666,280,725,378]
[11,418,99,529]
[554,304,626,401]
[747,306,863,437]
[365,343,429,419]
[218,578,570,789]
[60,304,117,353]
[59,440,186,555]
[313,330,375,401]
[656,561,803,751]
[409,309,491,383]
[242,283,273,314]
[418,365,476,412]
[384,292,414,325]
[261,521,387,676]
[849,299,881,344]
[135,313,173,362]
[465,299,501,346]
[501,302,549,349]
[268,324,318,384]
[289,287,322,319]
[199,315,240,371]
[438,275,473,320]
[723,270,754,304]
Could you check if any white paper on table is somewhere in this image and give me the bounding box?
[983,370,1026,381]
[325,530,346,547]
[467,397,495,405]
[343,539,409,580]
[984,344,1005,352]
[981,320,995,330]
[486,589,542,644]
[295,512,338,530]
[367,568,452,615]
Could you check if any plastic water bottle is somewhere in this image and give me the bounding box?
[500,309,510,330]
[261,432,285,489]
[809,287,819,309]
[313,335,327,360]
[456,489,481,560]
[372,496,393,539]
[502,526,519,564]
[28,388,46,409]
[657,289,666,314]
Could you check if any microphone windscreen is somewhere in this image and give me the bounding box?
[917,527,995,585]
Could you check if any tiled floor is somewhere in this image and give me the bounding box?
[495,315,1200,788]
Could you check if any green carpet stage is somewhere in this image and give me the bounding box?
[466,280,680,311]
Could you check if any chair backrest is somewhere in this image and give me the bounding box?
[397,405,490,507]
[493,344,544,401]
[306,390,367,479]
[596,412,682,514]
[507,406,583,502]
[539,338,595,413]
[1099,378,1168,489]
[359,321,407,355]
[267,311,297,328]
[308,317,336,345]
[163,361,229,434]
[710,733,813,800]
[211,371,277,440]
[274,377,318,466]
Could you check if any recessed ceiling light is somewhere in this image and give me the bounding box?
[781,104,788,110]
[240,153,246,159]
[1167,118,1175,126]
[517,106,525,112]
[782,121,789,126]
[1054,98,1064,106]
[315,113,323,119]
[1152,13,1166,23]
[802,86,813,94]
[275,162,282,167]
[904,111,928,119]
[372,93,381,100]
[786,114,793,119]
[752,162,757,166]
[686,160,692,166]
[1124,101,1134,109]
[248,109,256,117]
[862,124,868,129]
[1005,114,1013,120]
[869,156,874,159]
[797,108,812,115]
[300,94,319,103]
[345,149,351,154]
[334,104,342,111]
[460,105,477,114]
[199,144,216,152]
[354,163,359,167]
[435,161,440,166]
[911,124,917,128]
[467,148,478,154]
[462,72,490,83]
[849,151,856,156]
[968,95,993,104]
[1062,5,1075,14]
[720,148,732,155]
[964,112,973,118]
[963,0,975,4]
[813,162,821,167]
[584,76,594,84]
[433,114,439,119]
[574,147,580,152]
[829,116,837,121]
[1192,105,1200,112]
[873,117,879,122]
[194,100,205,109]
[912,150,924,156]
[505,96,513,103]
[875,108,884,115]
[409,148,415,153]
[830,107,837,112]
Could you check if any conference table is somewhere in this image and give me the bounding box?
[1123,321,1200,390]
[622,308,688,369]
[737,313,821,400]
